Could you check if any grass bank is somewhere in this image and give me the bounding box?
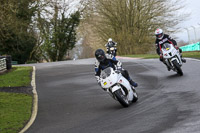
[0,66,33,133]
[123,51,200,59]
[0,92,32,133]
[0,66,32,87]
[182,51,200,59]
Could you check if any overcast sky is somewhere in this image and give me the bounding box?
[175,0,200,43]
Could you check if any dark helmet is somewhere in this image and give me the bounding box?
[95,49,106,62]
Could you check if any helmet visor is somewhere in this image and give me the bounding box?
[156,33,163,38]
[97,55,106,62]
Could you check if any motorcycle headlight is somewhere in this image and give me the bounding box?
[110,47,115,50]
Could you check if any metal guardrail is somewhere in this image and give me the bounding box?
[0,58,6,71]
[11,61,18,65]
[180,42,200,52]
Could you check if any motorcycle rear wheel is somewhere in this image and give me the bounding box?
[132,88,138,103]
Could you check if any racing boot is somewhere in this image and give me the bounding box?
[129,80,138,87]
[181,58,186,63]
[167,66,171,71]
[180,54,186,63]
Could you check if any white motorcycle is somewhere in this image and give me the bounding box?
[100,67,138,107]
[161,43,183,75]
[105,43,117,57]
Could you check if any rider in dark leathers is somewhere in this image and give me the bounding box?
[155,29,186,70]
[94,49,137,89]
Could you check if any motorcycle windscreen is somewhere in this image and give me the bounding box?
[100,67,111,79]
[162,43,171,51]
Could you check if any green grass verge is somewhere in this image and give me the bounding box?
[0,92,32,133]
[122,51,200,59]
[182,51,200,59]
[0,66,32,87]
[0,66,33,133]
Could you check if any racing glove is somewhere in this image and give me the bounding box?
[174,46,179,50]
[95,76,101,85]
[95,76,106,91]
[160,54,163,59]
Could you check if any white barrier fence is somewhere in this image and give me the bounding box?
[0,58,6,71]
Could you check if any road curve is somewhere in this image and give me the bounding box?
[25,58,200,133]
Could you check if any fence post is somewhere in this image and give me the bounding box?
[0,55,12,71]
[0,58,6,71]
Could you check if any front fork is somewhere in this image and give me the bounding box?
[165,55,182,69]
[109,84,128,101]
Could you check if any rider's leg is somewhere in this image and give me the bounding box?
[106,49,109,54]
[160,57,171,71]
[121,70,138,87]
[179,48,186,63]
[114,49,117,56]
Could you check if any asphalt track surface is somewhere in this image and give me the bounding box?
[25,58,200,133]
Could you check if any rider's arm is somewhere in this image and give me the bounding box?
[155,43,161,55]
[110,59,122,70]
[105,43,110,52]
[95,61,101,82]
[113,42,117,46]
[167,35,177,46]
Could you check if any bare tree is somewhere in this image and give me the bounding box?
[81,0,188,55]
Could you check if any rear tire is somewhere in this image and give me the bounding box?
[132,88,138,103]
[114,89,129,107]
[172,60,183,76]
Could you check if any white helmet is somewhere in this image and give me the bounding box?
[108,38,112,42]
[155,28,164,40]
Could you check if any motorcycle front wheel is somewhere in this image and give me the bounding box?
[172,60,183,76]
[114,89,129,107]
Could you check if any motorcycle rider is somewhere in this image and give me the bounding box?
[155,28,186,71]
[94,49,138,90]
[105,38,117,56]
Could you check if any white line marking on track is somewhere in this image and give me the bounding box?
[19,66,38,133]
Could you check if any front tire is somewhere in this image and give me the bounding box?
[172,60,183,76]
[114,89,129,107]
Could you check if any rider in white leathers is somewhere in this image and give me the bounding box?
[105,38,117,56]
